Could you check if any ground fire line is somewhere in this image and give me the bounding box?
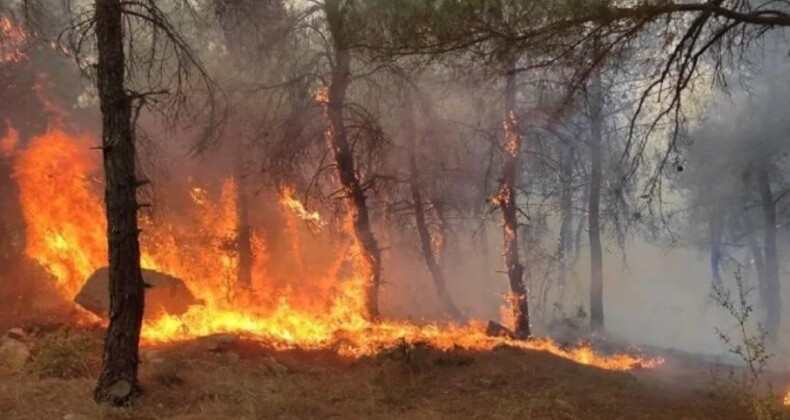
[3,123,662,369]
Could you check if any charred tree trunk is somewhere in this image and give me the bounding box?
[235,153,252,289]
[587,68,604,333]
[93,0,145,406]
[236,182,252,288]
[216,1,254,292]
[757,166,781,342]
[324,0,382,320]
[402,89,463,320]
[497,58,530,338]
[0,159,18,272]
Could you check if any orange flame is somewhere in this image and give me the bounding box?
[12,127,107,299]
[7,122,663,371]
[280,187,324,227]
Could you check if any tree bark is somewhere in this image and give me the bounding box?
[402,88,463,320]
[757,166,781,342]
[93,0,145,406]
[587,66,604,333]
[497,57,530,338]
[324,0,382,321]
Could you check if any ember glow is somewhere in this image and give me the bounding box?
[5,123,663,370]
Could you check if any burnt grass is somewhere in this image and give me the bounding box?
[0,326,778,420]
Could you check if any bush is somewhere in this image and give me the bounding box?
[30,333,96,379]
[711,270,782,420]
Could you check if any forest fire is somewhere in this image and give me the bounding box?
[7,0,790,415]
[1,122,663,370]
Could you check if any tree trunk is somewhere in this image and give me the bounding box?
[497,57,530,338]
[709,211,724,287]
[588,68,604,333]
[236,182,252,288]
[0,159,18,272]
[748,234,767,307]
[432,200,449,264]
[402,88,463,320]
[558,145,574,295]
[93,0,145,406]
[324,0,382,320]
[235,153,252,289]
[474,195,491,267]
[757,166,781,342]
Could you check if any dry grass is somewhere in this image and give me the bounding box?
[29,331,100,379]
[0,331,776,420]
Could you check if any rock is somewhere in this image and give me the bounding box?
[0,336,30,370]
[6,328,25,340]
[74,267,203,319]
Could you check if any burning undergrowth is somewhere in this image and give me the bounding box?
[0,121,664,371]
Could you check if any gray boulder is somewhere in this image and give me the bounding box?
[75,267,202,319]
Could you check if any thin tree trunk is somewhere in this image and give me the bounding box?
[324,0,381,320]
[402,88,463,320]
[558,145,574,295]
[709,211,724,287]
[572,201,587,270]
[588,67,604,333]
[235,153,252,289]
[748,234,767,307]
[93,0,145,406]
[236,183,252,288]
[497,57,530,338]
[475,196,491,265]
[757,166,781,342]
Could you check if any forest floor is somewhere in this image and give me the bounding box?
[0,322,785,420]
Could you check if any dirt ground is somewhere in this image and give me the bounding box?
[0,324,783,420]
